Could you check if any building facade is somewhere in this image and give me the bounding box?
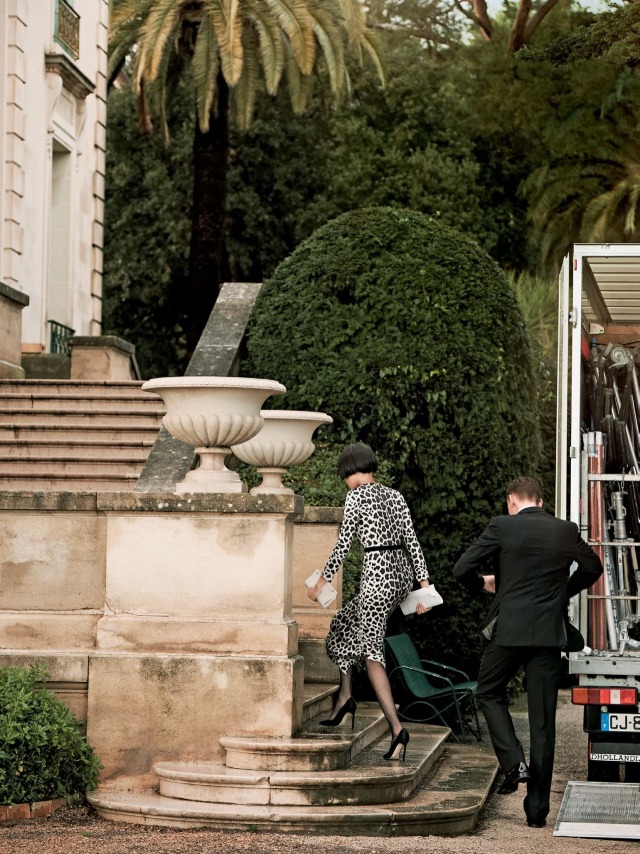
[0,0,108,355]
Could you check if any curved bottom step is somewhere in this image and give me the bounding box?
[88,744,498,836]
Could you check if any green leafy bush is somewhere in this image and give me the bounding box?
[245,207,541,673]
[0,664,101,805]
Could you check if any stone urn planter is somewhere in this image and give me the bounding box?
[231,410,333,494]
[141,377,286,493]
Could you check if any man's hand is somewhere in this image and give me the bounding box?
[483,574,496,594]
[307,577,327,601]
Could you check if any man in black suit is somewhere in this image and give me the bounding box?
[453,477,603,828]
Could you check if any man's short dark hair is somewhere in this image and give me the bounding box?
[337,443,378,479]
[506,476,542,504]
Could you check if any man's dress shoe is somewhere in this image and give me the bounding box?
[527,820,546,828]
[497,761,531,794]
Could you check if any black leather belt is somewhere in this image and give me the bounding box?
[363,544,402,553]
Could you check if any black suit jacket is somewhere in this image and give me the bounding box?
[453,506,603,647]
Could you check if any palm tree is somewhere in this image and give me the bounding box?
[525,144,640,276]
[524,67,640,276]
[109,0,382,354]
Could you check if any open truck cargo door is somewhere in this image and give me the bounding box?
[555,244,640,840]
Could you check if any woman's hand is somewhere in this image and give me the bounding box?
[416,579,432,615]
[307,577,327,601]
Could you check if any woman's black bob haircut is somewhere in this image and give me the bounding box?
[337,443,378,479]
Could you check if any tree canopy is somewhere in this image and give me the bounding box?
[103,2,640,374]
[108,0,383,354]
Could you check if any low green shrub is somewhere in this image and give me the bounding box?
[0,663,101,805]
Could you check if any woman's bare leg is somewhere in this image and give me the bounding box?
[366,658,402,736]
[328,667,353,717]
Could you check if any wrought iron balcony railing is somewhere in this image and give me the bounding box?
[55,0,80,60]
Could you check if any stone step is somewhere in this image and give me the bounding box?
[0,458,145,475]
[0,410,163,427]
[155,727,447,807]
[0,425,160,442]
[0,473,138,491]
[0,379,163,492]
[1,439,155,459]
[88,743,498,835]
[0,380,147,396]
[0,393,164,412]
[301,681,335,724]
[221,703,388,772]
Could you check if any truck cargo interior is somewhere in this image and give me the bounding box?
[555,244,640,839]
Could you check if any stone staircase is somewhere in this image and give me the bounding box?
[88,688,498,835]
[0,379,165,491]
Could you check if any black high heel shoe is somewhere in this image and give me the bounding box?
[319,696,357,729]
[383,728,410,761]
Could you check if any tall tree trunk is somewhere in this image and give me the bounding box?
[508,0,532,53]
[470,0,493,41]
[184,75,229,356]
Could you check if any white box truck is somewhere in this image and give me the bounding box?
[555,243,640,838]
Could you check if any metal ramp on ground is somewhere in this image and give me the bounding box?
[554,781,640,839]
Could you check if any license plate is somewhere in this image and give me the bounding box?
[601,712,640,732]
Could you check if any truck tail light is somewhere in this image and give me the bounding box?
[572,687,638,705]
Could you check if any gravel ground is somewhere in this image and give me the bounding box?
[0,690,636,854]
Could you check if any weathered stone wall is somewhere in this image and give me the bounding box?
[0,492,342,787]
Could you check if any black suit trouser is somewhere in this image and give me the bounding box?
[476,642,562,824]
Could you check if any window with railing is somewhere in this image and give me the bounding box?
[49,320,75,356]
[54,0,80,60]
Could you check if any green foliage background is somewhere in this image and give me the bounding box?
[103,5,636,381]
[244,207,542,673]
[0,664,101,805]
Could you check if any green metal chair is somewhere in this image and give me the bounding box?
[385,633,481,742]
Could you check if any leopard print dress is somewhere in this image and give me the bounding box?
[322,482,429,673]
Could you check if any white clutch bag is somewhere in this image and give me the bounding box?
[304,569,338,608]
[399,584,443,615]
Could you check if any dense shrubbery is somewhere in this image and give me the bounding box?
[244,207,542,673]
[0,664,101,805]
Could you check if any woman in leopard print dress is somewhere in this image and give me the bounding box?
[307,443,431,760]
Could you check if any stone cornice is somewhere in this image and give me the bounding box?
[45,53,95,100]
[0,491,306,517]
[0,281,29,307]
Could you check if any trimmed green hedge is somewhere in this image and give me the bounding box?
[245,207,541,672]
[0,664,101,805]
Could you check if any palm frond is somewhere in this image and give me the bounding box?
[207,0,244,86]
[115,0,384,138]
[360,29,384,86]
[285,50,313,114]
[110,0,154,31]
[246,1,286,95]
[232,24,259,129]
[624,181,640,236]
[192,10,220,132]
[138,0,182,83]
[307,5,345,94]
[266,0,315,75]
